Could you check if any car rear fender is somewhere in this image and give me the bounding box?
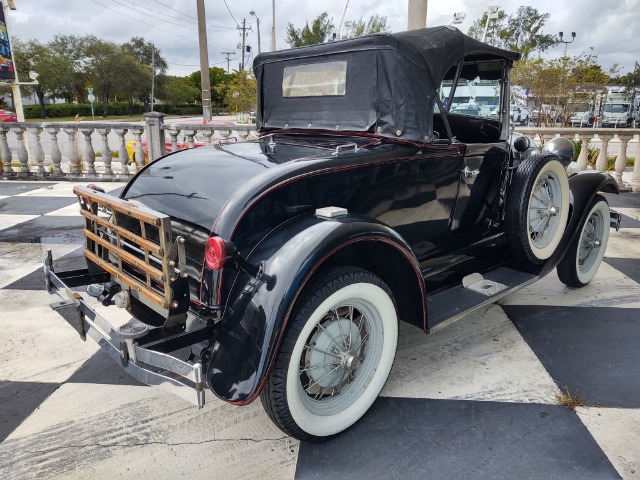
[205,212,426,405]
[538,171,619,276]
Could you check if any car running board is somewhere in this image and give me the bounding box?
[427,267,537,333]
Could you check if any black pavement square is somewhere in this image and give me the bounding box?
[0,182,55,196]
[604,192,640,210]
[505,305,640,408]
[604,257,640,284]
[0,380,60,443]
[2,247,85,290]
[0,215,84,243]
[295,397,619,480]
[66,350,146,387]
[0,196,76,215]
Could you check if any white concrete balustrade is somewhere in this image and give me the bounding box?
[0,114,637,192]
[0,113,258,182]
[515,127,640,192]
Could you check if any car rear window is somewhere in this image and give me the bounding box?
[282,61,347,97]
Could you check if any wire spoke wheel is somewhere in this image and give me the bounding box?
[506,153,570,266]
[260,268,397,441]
[298,303,380,414]
[557,195,610,288]
[528,172,563,249]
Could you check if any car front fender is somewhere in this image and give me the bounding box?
[205,212,425,405]
[538,170,619,277]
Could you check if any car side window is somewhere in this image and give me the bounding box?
[438,61,503,120]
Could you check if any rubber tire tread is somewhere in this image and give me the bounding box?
[505,153,568,267]
[557,194,608,288]
[259,266,395,442]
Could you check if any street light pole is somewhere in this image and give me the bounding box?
[559,31,576,56]
[250,11,261,54]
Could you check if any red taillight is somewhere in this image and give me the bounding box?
[205,236,226,270]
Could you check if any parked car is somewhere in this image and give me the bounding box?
[0,108,17,122]
[45,26,620,442]
[510,103,530,125]
[125,119,235,164]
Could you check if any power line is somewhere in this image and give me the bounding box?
[108,0,197,30]
[149,0,235,30]
[87,0,223,50]
[223,0,239,27]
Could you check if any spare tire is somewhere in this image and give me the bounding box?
[505,153,570,266]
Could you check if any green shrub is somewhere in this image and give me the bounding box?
[24,102,146,119]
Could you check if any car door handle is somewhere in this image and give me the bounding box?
[462,166,480,178]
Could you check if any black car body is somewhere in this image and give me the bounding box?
[46,26,620,441]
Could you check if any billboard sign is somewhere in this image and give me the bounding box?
[0,7,15,80]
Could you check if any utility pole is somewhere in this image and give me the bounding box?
[221,51,235,74]
[196,0,212,121]
[150,43,155,111]
[271,0,276,51]
[407,0,427,30]
[239,18,247,71]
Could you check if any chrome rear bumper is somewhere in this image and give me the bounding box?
[45,251,208,407]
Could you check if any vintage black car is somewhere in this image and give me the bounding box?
[45,26,621,442]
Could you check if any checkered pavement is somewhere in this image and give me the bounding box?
[0,180,639,479]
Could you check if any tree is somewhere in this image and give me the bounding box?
[113,51,150,115]
[48,34,96,102]
[188,67,234,111]
[84,39,123,117]
[467,6,559,59]
[162,76,201,105]
[12,39,76,117]
[512,53,613,126]
[286,12,334,47]
[220,70,257,117]
[343,15,389,38]
[123,37,168,111]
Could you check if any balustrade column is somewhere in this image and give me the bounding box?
[114,128,130,178]
[219,130,231,142]
[167,129,179,151]
[0,126,12,174]
[202,130,213,146]
[184,129,196,149]
[97,128,112,177]
[31,127,45,176]
[237,130,249,141]
[12,126,29,177]
[595,135,613,171]
[64,128,80,175]
[80,128,96,175]
[576,134,591,171]
[631,134,640,193]
[614,135,632,187]
[131,127,145,171]
[541,133,555,147]
[46,127,62,176]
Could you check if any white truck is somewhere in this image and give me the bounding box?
[601,86,637,127]
[569,101,596,127]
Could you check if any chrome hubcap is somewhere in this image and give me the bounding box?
[300,306,369,401]
[529,173,562,248]
[578,212,603,270]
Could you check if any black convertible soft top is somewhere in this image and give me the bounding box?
[253,26,520,142]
